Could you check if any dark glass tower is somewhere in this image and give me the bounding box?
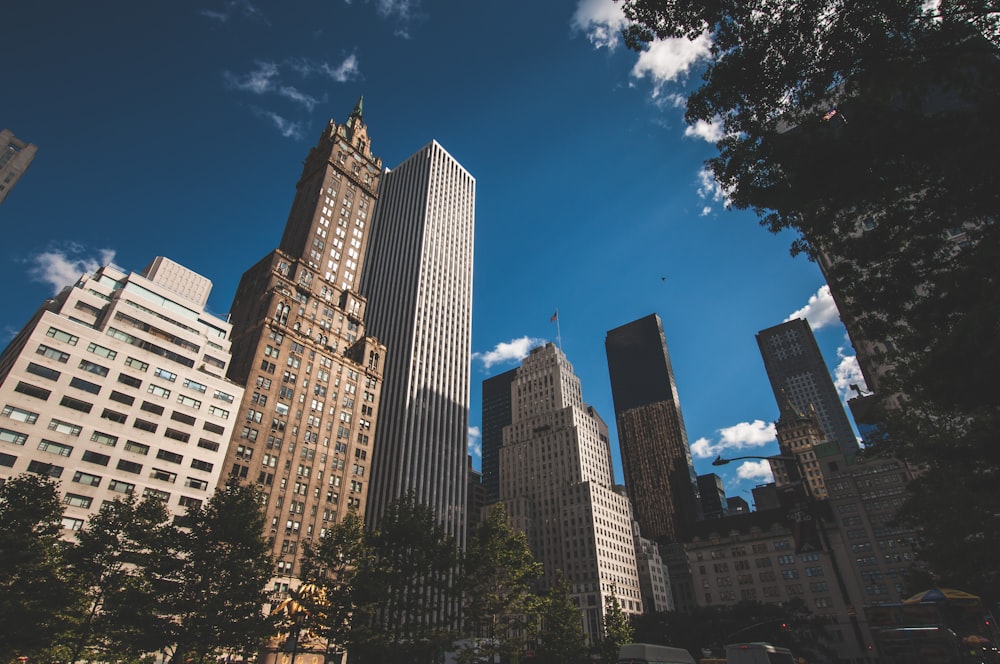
[605,313,701,544]
[481,367,516,505]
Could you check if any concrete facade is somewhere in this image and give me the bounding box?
[0,258,240,527]
[359,140,475,546]
[0,128,37,204]
[499,343,643,643]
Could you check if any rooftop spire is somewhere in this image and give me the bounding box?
[349,96,364,123]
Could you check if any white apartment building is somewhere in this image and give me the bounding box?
[499,343,643,643]
[0,257,242,528]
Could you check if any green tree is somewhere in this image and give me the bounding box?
[64,494,177,664]
[165,481,274,664]
[0,474,78,663]
[461,503,543,664]
[617,0,1000,599]
[535,575,586,664]
[351,493,460,664]
[600,585,634,664]
[292,510,371,654]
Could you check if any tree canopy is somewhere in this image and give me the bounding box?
[618,0,1000,599]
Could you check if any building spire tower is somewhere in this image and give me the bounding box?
[222,103,387,580]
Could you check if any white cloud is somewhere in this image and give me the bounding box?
[468,425,482,458]
[785,284,841,330]
[473,336,544,370]
[696,166,732,214]
[833,348,868,401]
[254,109,304,139]
[736,460,774,482]
[224,62,321,110]
[684,117,725,143]
[691,419,777,458]
[28,246,116,295]
[630,32,712,97]
[571,0,628,49]
[200,0,266,24]
[322,55,361,83]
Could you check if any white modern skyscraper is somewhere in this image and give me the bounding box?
[499,343,643,643]
[359,140,475,545]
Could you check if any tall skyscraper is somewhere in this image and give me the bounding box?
[605,313,701,544]
[756,318,858,457]
[481,366,516,504]
[359,140,475,545]
[0,129,37,204]
[499,343,643,642]
[0,257,240,529]
[222,101,387,579]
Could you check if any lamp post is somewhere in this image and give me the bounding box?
[712,453,870,661]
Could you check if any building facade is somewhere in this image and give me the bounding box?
[481,366,516,505]
[359,140,475,545]
[605,313,701,545]
[499,343,643,643]
[0,128,37,204]
[222,102,387,581]
[756,319,859,458]
[0,257,240,528]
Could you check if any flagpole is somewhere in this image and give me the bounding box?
[555,309,562,351]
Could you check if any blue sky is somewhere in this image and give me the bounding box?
[3,0,865,505]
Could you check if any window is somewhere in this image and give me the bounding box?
[62,517,85,531]
[63,493,93,508]
[148,384,171,398]
[208,406,229,419]
[101,408,127,424]
[154,367,178,382]
[116,459,143,474]
[140,401,164,415]
[82,450,111,466]
[143,487,170,502]
[87,342,116,359]
[124,440,150,455]
[27,460,63,477]
[15,381,52,400]
[3,405,39,423]
[46,326,79,345]
[26,362,61,381]
[183,378,207,393]
[36,344,70,363]
[191,458,214,472]
[156,449,184,464]
[117,372,142,388]
[60,396,93,413]
[197,438,220,452]
[134,418,157,433]
[186,477,209,490]
[177,394,201,409]
[164,428,190,443]
[150,468,177,483]
[171,411,196,426]
[213,389,235,403]
[78,359,109,377]
[109,479,135,493]
[70,376,102,394]
[90,431,118,447]
[203,421,225,435]
[109,390,136,405]
[72,471,102,486]
[124,357,149,372]
[0,453,17,467]
[0,427,28,445]
[37,439,73,457]
[178,496,202,510]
